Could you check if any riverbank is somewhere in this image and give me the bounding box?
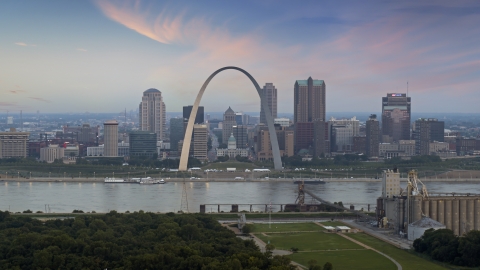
[2,177,480,183]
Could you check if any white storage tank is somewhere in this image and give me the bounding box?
[408,216,446,241]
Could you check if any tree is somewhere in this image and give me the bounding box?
[323,262,333,270]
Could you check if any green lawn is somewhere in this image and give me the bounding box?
[348,233,447,270]
[255,232,361,251]
[319,221,347,227]
[289,249,397,270]
[250,223,325,233]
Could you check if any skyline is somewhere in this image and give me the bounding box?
[1,1,480,113]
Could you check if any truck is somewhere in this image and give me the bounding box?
[226,168,236,172]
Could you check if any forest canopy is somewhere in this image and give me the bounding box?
[0,211,293,269]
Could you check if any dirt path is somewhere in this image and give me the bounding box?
[337,233,402,270]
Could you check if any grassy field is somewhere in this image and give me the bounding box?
[249,222,448,270]
[347,233,447,270]
[289,249,397,270]
[320,221,346,227]
[255,232,361,251]
[250,223,325,233]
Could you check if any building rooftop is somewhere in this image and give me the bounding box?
[410,216,445,228]
[225,106,235,114]
[144,88,160,93]
[296,78,325,86]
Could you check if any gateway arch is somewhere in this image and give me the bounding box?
[179,66,282,171]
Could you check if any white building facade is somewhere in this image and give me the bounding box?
[40,145,64,163]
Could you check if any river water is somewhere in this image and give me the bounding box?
[0,181,479,213]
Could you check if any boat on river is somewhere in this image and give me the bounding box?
[139,177,165,184]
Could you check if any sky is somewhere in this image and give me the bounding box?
[1,0,479,114]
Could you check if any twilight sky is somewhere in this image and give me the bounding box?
[1,0,479,114]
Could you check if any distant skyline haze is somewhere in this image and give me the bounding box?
[0,0,479,113]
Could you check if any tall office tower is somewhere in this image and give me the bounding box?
[193,124,208,161]
[169,118,184,151]
[328,117,360,152]
[313,121,330,157]
[382,93,411,142]
[232,125,248,149]
[413,118,444,155]
[129,131,157,157]
[235,113,243,125]
[294,77,326,153]
[260,83,278,124]
[103,120,118,157]
[294,77,326,123]
[366,114,380,158]
[183,105,204,125]
[0,128,29,158]
[139,88,166,141]
[222,107,237,144]
[295,122,314,151]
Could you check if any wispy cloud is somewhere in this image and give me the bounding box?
[77,48,87,52]
[0,102,17,107]
[15,42,36,47]
[95,1,480,112]
[29,97,50,103]
[9,90,26,94]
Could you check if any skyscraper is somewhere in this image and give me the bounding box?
[222,107,236,144]
[294,77,326,123]
[139,88,166,141]
[183,105,204,125]
[260,83,277,124]
[169,118,184,151]
[193,124,208,161]
[382,93,411,142]
[366,114,380,158]
[232,125,248,149]
[413,118,444,155]
[294,77,326,153]
[103,120,118,157]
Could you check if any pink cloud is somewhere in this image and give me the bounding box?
[29,97,50,103]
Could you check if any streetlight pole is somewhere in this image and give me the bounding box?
[17,171,19,179]
[64,172,66,180]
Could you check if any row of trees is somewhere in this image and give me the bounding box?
[413,228,480,267]
[0,211,295,269]
[282,154,368,167]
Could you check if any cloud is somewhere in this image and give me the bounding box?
[29,97,50,103]
[0,102,17,107]
[15,42,36,47]
[9,90,26,94]
[95,1,480,112]
[77,48,87,52]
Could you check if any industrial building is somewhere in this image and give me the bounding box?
[378,169,480,239]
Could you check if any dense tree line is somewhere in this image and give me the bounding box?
[413,228,480,267]
[384,155,442,165]
[282,154,367,167]
[0,211,294,269]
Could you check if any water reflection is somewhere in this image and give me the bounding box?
[0,181,478,213]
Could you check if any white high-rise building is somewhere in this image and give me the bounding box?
[382,169,401,198]
[260,83,278,124]
[139,88,166,141]
[103,120,118,157]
